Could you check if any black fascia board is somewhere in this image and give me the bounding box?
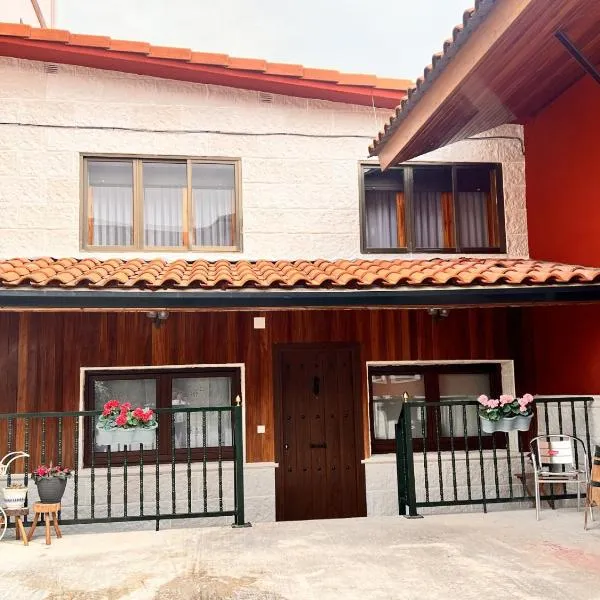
[1,284,600,309]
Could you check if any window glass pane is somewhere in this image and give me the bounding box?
[143,161,186,247]
[192,163,236,247]
[88,160,134,247]
[172,376,232,449]
[364,167,405,249]
[93,378,157,451]
[438,373,491,437]
[456,166,494,248]
[371,373,425,440]
[413,167,453,249]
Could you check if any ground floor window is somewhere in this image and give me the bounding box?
[84,367,240,466]
[368,363,503,453]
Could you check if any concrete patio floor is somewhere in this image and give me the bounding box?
[0,509,599,600]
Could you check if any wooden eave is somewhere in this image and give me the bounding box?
[373,0,600,168]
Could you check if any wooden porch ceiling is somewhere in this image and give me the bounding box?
[372,0,600,167]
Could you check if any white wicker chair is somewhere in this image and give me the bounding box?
[0,451,29,541]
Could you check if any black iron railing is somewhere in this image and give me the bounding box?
[0,405,248,530]
[396,396,594,515]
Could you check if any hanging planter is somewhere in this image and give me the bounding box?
[514,413,534,431]
[478,394,535,434]
[480,415,517,434]
[95,424,157,447]
[95,400,158,448]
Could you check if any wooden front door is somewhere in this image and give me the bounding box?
[275,344,366,521]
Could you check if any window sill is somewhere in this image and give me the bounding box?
[363,449,525,464]
[81,247,242,253]
[360,249,506,256]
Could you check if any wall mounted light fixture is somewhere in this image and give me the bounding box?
[427,307,449,320]
[146,310,169,328]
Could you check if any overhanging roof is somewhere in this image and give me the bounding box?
[2,257,600,309]
[0,22,410,108]
[370,0,600,167]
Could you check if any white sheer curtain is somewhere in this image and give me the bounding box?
[172,377,232,448]
[193,189,234,247]
[365,190,397,248]
[192,163,236,247]
[438,373,491,437]
[92,186,133,246]
[413,192,443,248]
[457,192,489,248]
[142,162,186,248]
[88,160,134,247]
[144,188,183,247]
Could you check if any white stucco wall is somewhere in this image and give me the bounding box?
[0,56,528,260]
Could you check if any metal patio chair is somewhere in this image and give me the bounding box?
[529,435,591,526]
[0,451,29,541]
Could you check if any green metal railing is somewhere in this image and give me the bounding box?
[0,404,249,530]
[396,396,593,516]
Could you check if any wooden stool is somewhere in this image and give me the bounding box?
[28,503,61,545]
[4,507,29,546]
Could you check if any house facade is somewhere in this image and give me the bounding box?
[0,11,598,525]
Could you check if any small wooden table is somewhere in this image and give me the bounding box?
[4,507,29,546]
[27,503,62,545]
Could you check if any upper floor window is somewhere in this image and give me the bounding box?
[82,157,241,251]
[361,163,504,253]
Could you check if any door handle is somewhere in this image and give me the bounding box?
[313,376,320,396]
[310,442,327,449]
[284,443,289,450]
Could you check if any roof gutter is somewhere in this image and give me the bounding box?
[1,285,600,310]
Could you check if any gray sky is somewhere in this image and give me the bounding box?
[57,0,470,80]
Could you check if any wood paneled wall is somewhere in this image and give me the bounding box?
[0,308,521,465]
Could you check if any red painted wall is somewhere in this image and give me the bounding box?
[524,304,600,394]
[525,75,600,264]
[524,75,600,394]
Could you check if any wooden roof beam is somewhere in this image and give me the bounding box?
[377,0,537,169]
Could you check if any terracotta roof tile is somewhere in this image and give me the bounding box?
[227,57,267,72]
[109,39,152,54]
[264,62,304,78]
[337,73,378,88]
[0,22,411,108]
[370,0,494,155]
[148,45,193,61]
[301,68,341,83]
[0,23,31,37]
[68,33,111,49]
[0,258,599,291]
[190,51,230,67]
[28,28,70,42]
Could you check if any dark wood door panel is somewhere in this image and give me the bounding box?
[275,344,365,521]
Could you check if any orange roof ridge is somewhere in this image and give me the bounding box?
[0,21,412,108]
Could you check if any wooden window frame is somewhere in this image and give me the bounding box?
[83,366,241,467]
[80,155,243,252]
[368,363,504,454]
[359,162,506,254]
